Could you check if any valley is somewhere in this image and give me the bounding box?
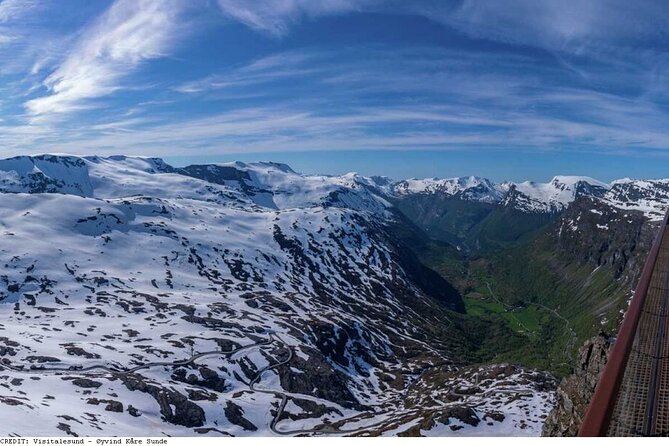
[388,177,665,378]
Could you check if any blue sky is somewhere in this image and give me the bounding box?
[1,0,669,181]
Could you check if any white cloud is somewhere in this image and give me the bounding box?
[0,0,41,45]
[0,0,39,22]
[14,93,669,159]
[15,41,667,158]
[216,0,669,56]
[25,0,185,117]
[1,0,667,163]
[428,0,669,52]
[217,0,377,36]
[174,51,320,93]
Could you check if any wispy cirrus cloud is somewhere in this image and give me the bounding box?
[0,0,42,45]
[174,51,319,93]
[25,0,186,118]
[0,0,665,181]
[215,0,669,59]
[440,0,669,51]
[108,41,669,157]
[216,0,380,36]
[11,97,669,159]
[0,0,40,21]
[10,43,669,159]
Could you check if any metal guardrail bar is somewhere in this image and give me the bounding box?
[579,207,669,437]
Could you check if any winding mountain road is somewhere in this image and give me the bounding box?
[0,338,272,376]
[0,332,401,436]
[0,331,539,436]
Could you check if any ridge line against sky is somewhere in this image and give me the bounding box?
[0,0,667,180]
[1,152,665,185]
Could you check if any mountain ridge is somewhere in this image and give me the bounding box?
[2,154,668,220]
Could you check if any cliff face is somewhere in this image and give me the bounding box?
[552,197,652,281]
[542,334,613,436]
[542,200,662,436]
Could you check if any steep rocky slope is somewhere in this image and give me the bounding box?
[539,201,661,436]
[542,334,612,436]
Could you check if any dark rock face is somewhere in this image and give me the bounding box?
[224,401,257,431]
[87,398,123,412]
[573,182,609,200]
[484,411,505,422]
[553,197,655,280]
[25,356,61,363]
[171,366,227,392]
[0,337,19,357]
[542,334,612,436]
[56,422,78,437]
[179,165,252,184]
[607,181,669,205]
[278,345,363,411]
[396,406,481,436]
[62,344,101,359]
[68,378,102,389]
[121,374,206,427]
[279,397,343,422]
[436,406,480,427]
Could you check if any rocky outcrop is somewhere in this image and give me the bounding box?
[542,334,612,436]
[278,344,364,411]
[120,374,206,427]
[224,401,257,431]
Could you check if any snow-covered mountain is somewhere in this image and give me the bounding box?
[393,176,503,204]
[0,154,664,437]
[389,173,669,220]
[500,176,609,213]
[0,155,556,437]
[605,179,669,221]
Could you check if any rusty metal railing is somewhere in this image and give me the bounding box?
[579,207,669,436]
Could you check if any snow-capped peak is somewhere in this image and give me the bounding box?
[509,176,610,213]
[392,176,503,203]
[389,174,612,210]
[0,154,393,217]
[549,175,610,190]
[602,178,669,221]
[389,173,669,219]
[223,160,296,175]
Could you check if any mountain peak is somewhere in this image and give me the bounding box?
[549,175,610,189]
[222,161,296,174]
[391,175,502,203]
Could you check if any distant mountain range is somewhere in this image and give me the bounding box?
[1,154,667,219]
[387,174,669,219]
